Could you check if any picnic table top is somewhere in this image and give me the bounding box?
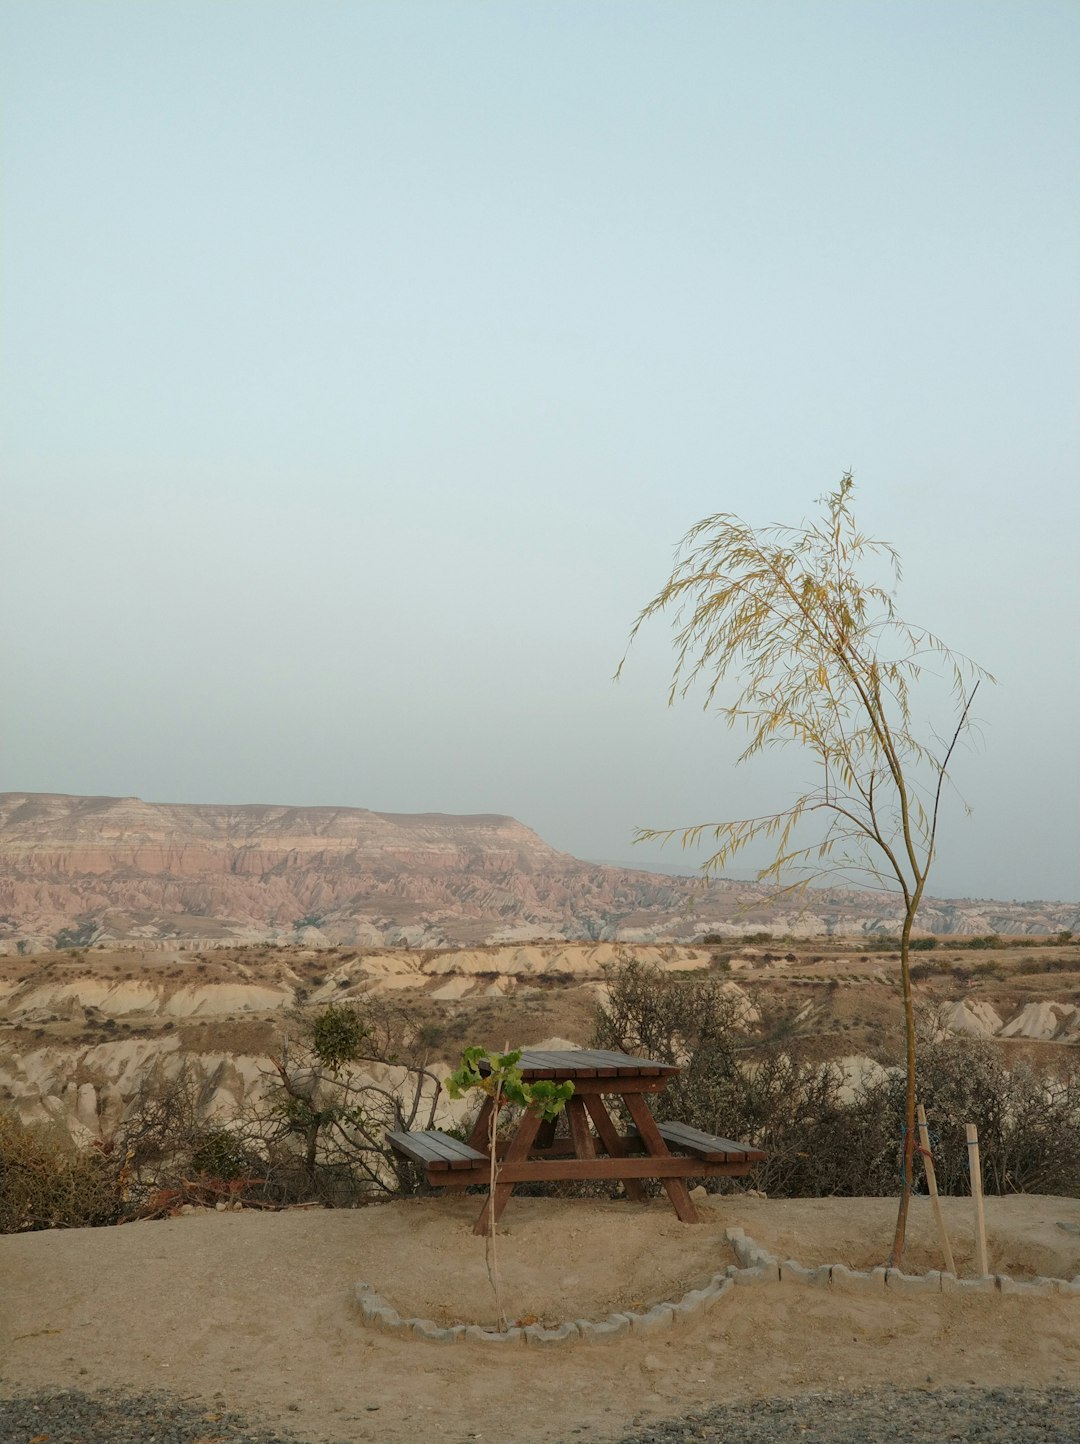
[515,1048,678,1080]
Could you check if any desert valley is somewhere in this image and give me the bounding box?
[1,792,1078,1145]
[2,794,1078,1444]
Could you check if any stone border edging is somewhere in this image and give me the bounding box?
[351,1225,1080,1347]
[724,1226,1080,1299]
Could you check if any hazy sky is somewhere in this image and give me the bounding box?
[2,1,1077,903]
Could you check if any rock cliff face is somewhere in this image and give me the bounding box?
[0,793,1075,953]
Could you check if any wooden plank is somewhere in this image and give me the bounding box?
[385,1131,436,1164]
[572,1049,620,1077]
[517,1049,678,1079]
[424,1135,488,1170]
[451,1155,755,1183]
[519,1049,584,1070]
[466,1096,495,1152]
[435,1134,487,1168]
[657,1123,767,1163]
[558,1075,668,1095]
[517,1050,564,1069]
[583,1094,648,1202]
[518,1052,577,1079]
[587,1049,676,1073]
[623,1093,698,1223]
[565,1095,597,1159]
[474,1106,543,1236]
[534,1116,558,1150]
[386,1130,488,1170]
[654,1122,732,1162]
[624,1121,767,1164]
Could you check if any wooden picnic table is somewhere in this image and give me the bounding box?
[386,1048,765,1235]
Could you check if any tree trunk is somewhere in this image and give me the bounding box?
[889,901,920,1266]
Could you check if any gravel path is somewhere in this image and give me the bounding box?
[0,1390,349,1444]
[604,1387,1080,1443]
[2,1386,1079,1444]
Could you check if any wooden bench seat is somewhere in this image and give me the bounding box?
[634,1121,766,1164]
[385,1129,488,1171]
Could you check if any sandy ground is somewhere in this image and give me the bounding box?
[2,1194,1078,1444]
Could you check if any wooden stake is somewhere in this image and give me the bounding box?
[965,1123,989,1276]
[917,1104,955,1275]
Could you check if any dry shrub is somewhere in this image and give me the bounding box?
[0,1110,120,1233]
[110,1063,268,1210]
[592,961,1080,1200]
[254,998,446,1205]
[896,1035,1080,1197]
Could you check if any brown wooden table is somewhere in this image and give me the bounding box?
[389,1048,765,1235]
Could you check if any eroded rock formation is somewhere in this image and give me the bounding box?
[0,793,1076,953]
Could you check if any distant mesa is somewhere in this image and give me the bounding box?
[0,792,1075,954]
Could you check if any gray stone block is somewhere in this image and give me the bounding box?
[411,1319,461,1343]
[670,1292,707,1326]
[370,1305,404,1332]
[996,1274,1059,1297]
[732,1265,776,1287]
[627,1304,675,1336]
[939,1272,995,1294]
[575,1316,628,1342]
[780,1259,831,1287]
[828,1264,881,1294]
[356,1293,387,1322]
[523,1322,578,1346]
[1030,1276,1069,1295]
[465,1325,525,1345]
[728,1233,774,1269]
[730,1239,753,1266]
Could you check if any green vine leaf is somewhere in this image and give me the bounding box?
[445,1048,573,1121]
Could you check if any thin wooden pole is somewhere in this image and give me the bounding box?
[917,1104,955,1275]
[965,1123,989,1276]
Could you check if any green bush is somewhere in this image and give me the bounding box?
[189,1127,256,1183]
[311,1002,369,1072]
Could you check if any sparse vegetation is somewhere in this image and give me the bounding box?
[0,1111,120,1232]
[592,961,1080,1205]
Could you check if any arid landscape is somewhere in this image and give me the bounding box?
[2,793,1074,955]
[5,4,1078,1437]
[2,1194,1078,1444]
[2,794,1079,1441]
[3,930,1078,1145]
[2,791,1074,1153]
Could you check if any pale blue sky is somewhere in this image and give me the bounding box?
[1,1,1077,902]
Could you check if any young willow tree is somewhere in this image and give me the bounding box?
[618,474,990,1264]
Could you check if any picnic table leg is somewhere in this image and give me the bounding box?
[466,1096,495,1152]
[565,1096,597,1159]
[533,1116,558,1151]
[623,1093,699,1224]
[582,1095,648,1202]
[474,1106,543,1236]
